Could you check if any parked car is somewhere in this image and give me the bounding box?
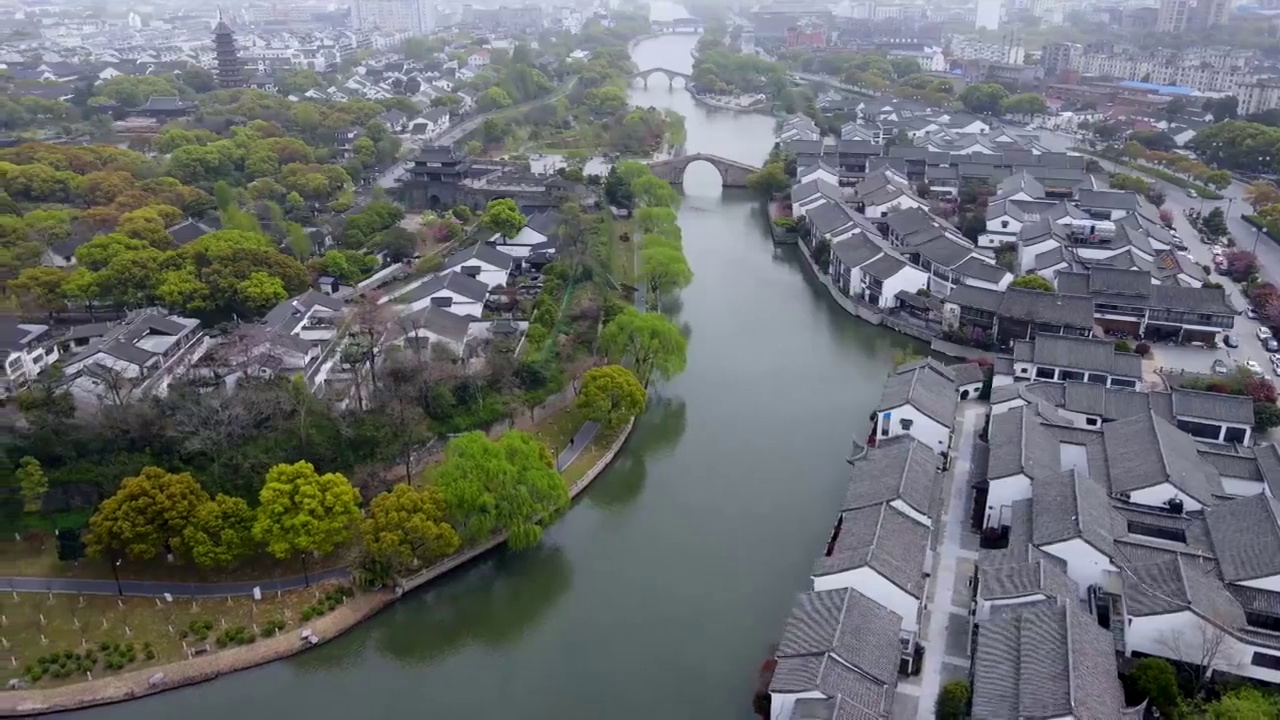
[1187,187,1199,198]
[1213,358,1230,374]
[1248,359,1264,375]
[1224,334,1240,348]
[1266,337,1279,353]
[1247,305,1259,319]
[1260,327,1274,341]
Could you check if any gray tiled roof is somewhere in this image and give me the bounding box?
[401,305,475,343]
[813,503,931,598]
[979,559,1077,601]
[808,201,858,238]
[792,178,842,205]
[1197,447,1261,481]
[1014,334,1143,378]
[1078,188,1140,211]
[946,283,1004,312]
[1173,388,1255,425]
[771,655,895,717]
[1114,504,1216,556]
[842,435,940,519]
[997,289,1094,328]
[442,242,513,272]
[1228,585,1280,617]
[397,271,490,305]
[1206,494,1280,583]
[949,362,986,386]
[860,253,908,280]
[774,588,902,686]
[1256,445,1280,498]
[953,257,1008,282]
[877,362,957,428]
[1122,552,1245,629]
[1104,412,1224,503]
[971,603,1127,720]
[1151,284,1237,315]
[1033,470,1122,554]
[986,404,1063,481]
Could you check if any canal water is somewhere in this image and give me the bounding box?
[66,34,920,720]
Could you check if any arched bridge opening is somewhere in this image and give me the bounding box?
[630,68,692,89]
[647,154,760,190]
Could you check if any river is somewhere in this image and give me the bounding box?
[65,34,920,720]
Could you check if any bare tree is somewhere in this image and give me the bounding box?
[1158,620,1240,697]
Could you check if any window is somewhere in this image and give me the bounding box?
[1001,220,1009,229]
[1085,417,1099,427]
[1225,426,1248,444]
[1035,366,1056,380]
[1252,652,1280,671]
[1126,520,1187,544]
[1110,378,1137,389]
[1086,373,1108,385]
[1059,370,1086,382]
[1246,613,1280,633]
[429,296,453,307]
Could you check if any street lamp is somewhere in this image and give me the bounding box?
[111,558,123,597]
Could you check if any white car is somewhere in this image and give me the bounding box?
[1260,327,1274,341]
[1247,359,1264,374]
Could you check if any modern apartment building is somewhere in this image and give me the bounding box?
[1156,0,1189,32]
[1068,46,1257,93]
[352,0,434,34]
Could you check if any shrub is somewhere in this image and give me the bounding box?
[935,681,970,720]
[1115,339,1133,353]
[1125,657,1182,717]
[1135,342,1151,356]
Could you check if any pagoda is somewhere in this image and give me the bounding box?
[213,11,245,89]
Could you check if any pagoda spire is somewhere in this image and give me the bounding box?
[212,8,244,89]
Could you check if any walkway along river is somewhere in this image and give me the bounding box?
[62,33,924,720]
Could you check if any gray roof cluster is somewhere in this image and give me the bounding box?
[971,603,1127,720]
[979,559,1077,602]
[1103,412,1224,504]
[1206,494,1280,583]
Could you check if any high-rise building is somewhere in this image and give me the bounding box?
[352,0,434,34]
[975,0,1000,31]
[213,13,245,89]
[1195,0,1230,28]
[1156,0,1189,33]
[1041,41,1079,78]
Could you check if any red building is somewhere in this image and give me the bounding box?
[786,20,826,48]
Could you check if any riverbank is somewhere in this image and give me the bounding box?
[691,92,770,112]
[0,419,637,718]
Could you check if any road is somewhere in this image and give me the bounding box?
[555,420,600,471]
[0,567,351,598]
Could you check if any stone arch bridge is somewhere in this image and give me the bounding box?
[648,154,760,188]
[630,67,692,88]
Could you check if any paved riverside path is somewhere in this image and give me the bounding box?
[0,566,351,598]
[556,421,600,471]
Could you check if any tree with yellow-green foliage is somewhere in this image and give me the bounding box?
[253,461,361,560]
[361,484,461,573]
[86,467,209,561]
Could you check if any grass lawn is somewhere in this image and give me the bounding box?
[0,584,336,685]
[560,424,624,488]
[612,219,638,287]
[0,542,351,585]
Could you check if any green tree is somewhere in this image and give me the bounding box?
[998,93,1048,117]
[479,86,513,111]
[639,245,693,309]
[182,494,258,568]
[935,681,970,720]
[361,484,462,573]
[959,83,1010,115]
[745,161,790,197]
[598,308,688,387]
[1206,687,1280,718]
[464,140,483,157]
[15,456,47,512]
[576,365,646,429]
[631,174,679,208]
[1125,657,1182,719]
[1255,401,1280,431]
[1009,274,1054,292]
[1203,169,1232,191]
[236,271,288,314]
[480,197,527,240]
[253,461,362,560]
[434,431,569,549]
[1247,180,1280,211]
[86,467,210,561]
[10,267,67,317]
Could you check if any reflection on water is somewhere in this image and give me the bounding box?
[587,396,688,511]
